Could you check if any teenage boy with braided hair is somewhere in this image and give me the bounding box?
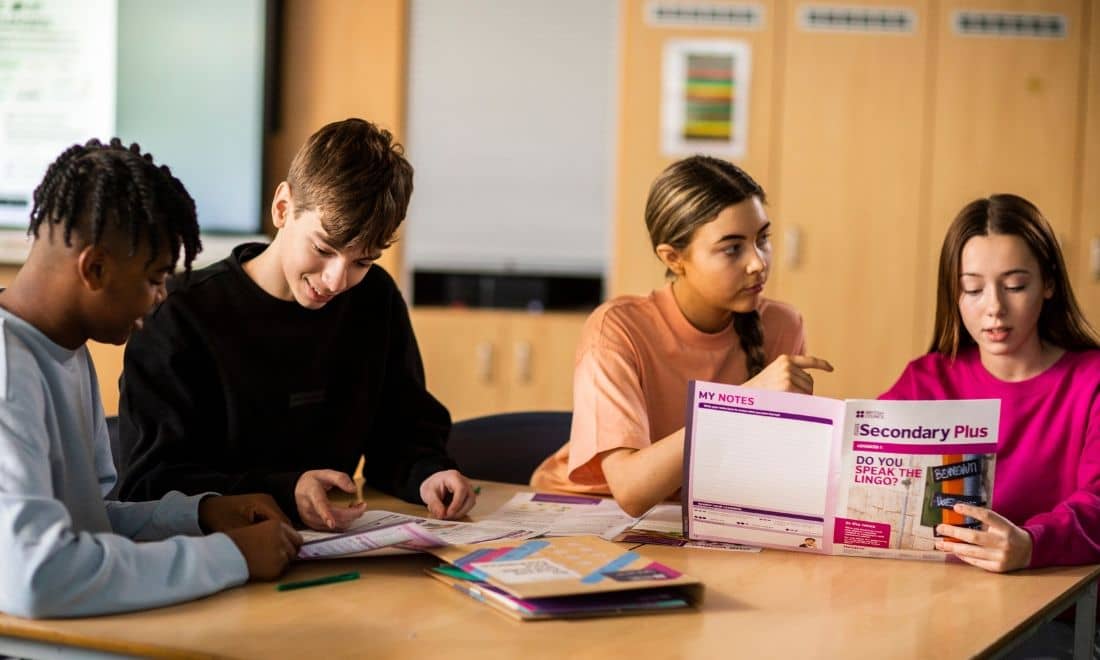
[0,139,301,619]
[118,118,476,531]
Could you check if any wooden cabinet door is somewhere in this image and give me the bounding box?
[1075,4,1100,327]
[924,0,1086,341]
[410,308,508,421]
[771,0,932,398]
[411,309,586,421]
[503,312,586,413]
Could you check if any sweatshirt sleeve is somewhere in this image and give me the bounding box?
[84,384,208,540]
[117,301,303,521]
[0,378,246,619]
[1023,391,1100,568]
[103,493,208,540]
[362,288,456,503]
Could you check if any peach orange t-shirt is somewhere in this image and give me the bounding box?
[529,283,806,495]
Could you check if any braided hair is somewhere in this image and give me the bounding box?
[644,155,769,378]
[28,138,202,272]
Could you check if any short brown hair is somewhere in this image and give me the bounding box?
[930,194,1099,356]
[286,118,413,252]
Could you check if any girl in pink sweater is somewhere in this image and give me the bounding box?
[882,194,1100,572]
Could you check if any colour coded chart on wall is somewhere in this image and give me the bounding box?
[661,39,751,157]
[683,53,734,141]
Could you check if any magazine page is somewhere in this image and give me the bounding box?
[829,399,1000,560]
[612,504,761,553]
[298,510,547,559]
[683,381,845,552]
[298,520,444,559]
[480,492,638,538]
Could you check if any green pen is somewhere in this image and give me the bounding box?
[276,571,360,592]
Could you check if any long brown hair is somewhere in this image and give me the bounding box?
[644,155,769,377]
[930,194,1099,356]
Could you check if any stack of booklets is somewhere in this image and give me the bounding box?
[426,536,703,620]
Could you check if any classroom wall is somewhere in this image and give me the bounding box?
[0,0,410,417]
[611,0,1099,399]
[4,0,1097,418]
[264,0,408,277]
[1077,4,1100,323]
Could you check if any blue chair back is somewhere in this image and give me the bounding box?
[447,411,571,484]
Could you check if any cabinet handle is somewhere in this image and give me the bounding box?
[475,341,494,383]
[1091,237,1100,281]
[784,226,802,269]
[514,340,532,384]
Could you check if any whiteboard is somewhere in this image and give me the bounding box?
[404,0,619,277]
[0,0,267,235]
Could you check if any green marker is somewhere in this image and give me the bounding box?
[474,486,482,495]
[276,571,360,592]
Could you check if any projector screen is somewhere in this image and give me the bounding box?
[0,0,269,234]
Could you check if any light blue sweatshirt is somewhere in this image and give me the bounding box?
[0,308,248,618]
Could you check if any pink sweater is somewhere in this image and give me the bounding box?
[881,347,1100,568]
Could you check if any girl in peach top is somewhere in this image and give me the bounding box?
[531,156,833,515]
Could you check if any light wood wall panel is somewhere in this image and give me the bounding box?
[923,0,1086,344]
[610,0,780,297]
[266,0,409,281]
[1075,2,1100,327]
[505,313,587,413]
[412,309,508,420]
[411,309,585,420]
[770,0,931,398]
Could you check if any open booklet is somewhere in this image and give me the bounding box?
[683,380,1000,560]
[478,492,639,538]
[426,535,703,620]
[611,504,760,552]
[476,492,757,552]
[297,511,547,559]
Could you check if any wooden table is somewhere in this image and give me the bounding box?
[1,482,1097,659]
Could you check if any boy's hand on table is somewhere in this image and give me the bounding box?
[420,469,477,519]
[935,503,1033,573]
[225,519,302,580]
[199,493,292,533]
[295,469,367,531]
